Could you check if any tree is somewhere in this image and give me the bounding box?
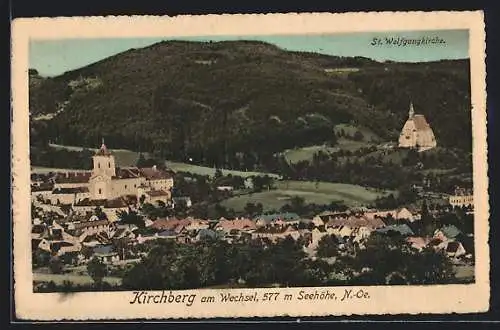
[118,210,145,228]
[316,234,340,258]
[214,167,223,179]
[49,257,63,274]
[289,196,306,215]
[87,257,107,288]
[353,130,364,141]
[33,250,51,268]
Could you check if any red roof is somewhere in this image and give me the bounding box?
[54,172,92,184]
[95,142,112,156]
[146,190,169,197]
[412,115,432,131]
[139,167,173,180]
[112,167,141,180]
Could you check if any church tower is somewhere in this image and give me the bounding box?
[92,139,116,178]
[408,101,415,118]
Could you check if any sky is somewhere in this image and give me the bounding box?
[29,29,469,77]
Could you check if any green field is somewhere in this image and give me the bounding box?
[334,123,382,143]
[281,145,338,164]
[221,180,395,211]
[33,272,122,286]
[165,160,281,179]
[46,144,280,178]
[49,143,147,167]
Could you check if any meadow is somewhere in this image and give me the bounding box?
[221,180,395,212]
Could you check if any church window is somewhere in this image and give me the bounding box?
[98,163,101,169]
[125,185,127,189]
[98,188,102,195]
[108,162,111,168]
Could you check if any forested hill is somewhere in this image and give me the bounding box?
[29,40,471,166]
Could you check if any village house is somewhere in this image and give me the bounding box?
[66,215,117,237]
[48,187,91,206]
[364,207,415,222]
[93,245,120,264]
[254,212,301,227]
[214,218,257,233]
[448,186,474,208]
[72,196,133,222]
[251,225,302,243]
[312,211,353,226]
[376,224,415,236]
[185,218,210,231]
[398,102,437,152]
[35,222,83,257]
[406,236,429,251]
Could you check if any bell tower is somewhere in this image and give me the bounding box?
[408,101,415,119]
[92,139,116,177]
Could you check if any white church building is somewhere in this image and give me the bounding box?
[398,102,437,152]
[37,141,174,207]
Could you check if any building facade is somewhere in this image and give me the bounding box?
[36,141,174,206]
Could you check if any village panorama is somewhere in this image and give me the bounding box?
[28,39,475,292]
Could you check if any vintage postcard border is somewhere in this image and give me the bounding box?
[12,11,488,320]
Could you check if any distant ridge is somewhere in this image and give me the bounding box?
[29,40,472,166]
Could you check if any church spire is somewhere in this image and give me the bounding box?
[96,137,111,156]
[409,101,415,118]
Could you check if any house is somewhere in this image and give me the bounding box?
[449,187,474,208]
[326,215,386,230]
[157,229,177,239]
[406,236,429,251]
[254,212,301,227]
[195,229,222,241]
[445,241,467,258]
[216,186,234,192]
[312,211,351,227]
[215,218,257,233]
[93,245,119,264]
[37,237,82,257]
[309,227,328,249]
[251,225,301,242]
[376,224,414,236]
[150,217,191,232]
[185,218,210,231]
[434,225,462,241]
[365,207,415,222]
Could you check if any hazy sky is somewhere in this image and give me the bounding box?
[30,29,469,77]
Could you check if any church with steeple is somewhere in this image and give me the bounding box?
[44,140,175,211]
[87,140,174,202]
[398,102,437,152]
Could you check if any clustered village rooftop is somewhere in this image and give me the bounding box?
[31,142,473,268]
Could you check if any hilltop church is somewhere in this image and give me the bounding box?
[398,102,437,152]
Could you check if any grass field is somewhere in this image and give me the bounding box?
[221,180,395,211]
[281,145,338,164]
[165,160,281,179]
[334,123,382,143]
[33,272,122,286]
[49,143,147,167]
[46,144,279,178]
[31,166,90,174]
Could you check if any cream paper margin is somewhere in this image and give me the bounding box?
[11,11,488,320]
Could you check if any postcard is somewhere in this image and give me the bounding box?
[11,11,488,320]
